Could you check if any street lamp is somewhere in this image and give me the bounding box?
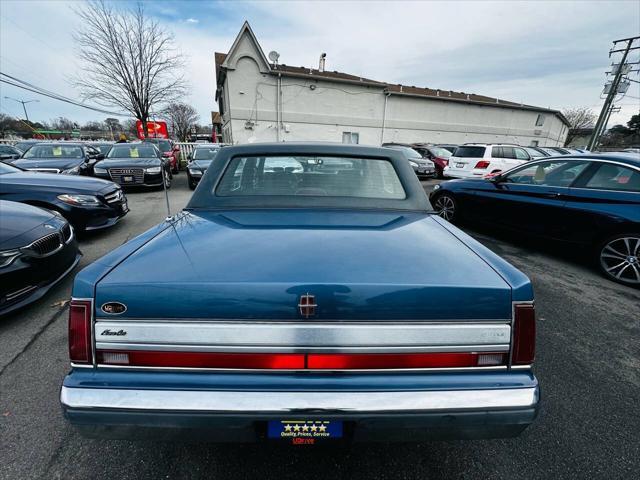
[3,97,39,122]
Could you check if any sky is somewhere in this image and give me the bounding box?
[1,0,639,128]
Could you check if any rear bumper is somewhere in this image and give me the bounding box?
[442,167,480,179]
[61,382,539,442]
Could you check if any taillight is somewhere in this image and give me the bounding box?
[474,160,490,169]
[512,303,536,365]
[69,299,93,364]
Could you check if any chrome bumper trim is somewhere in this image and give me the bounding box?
[60,386,538,413]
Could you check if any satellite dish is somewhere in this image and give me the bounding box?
[268,50,280,63]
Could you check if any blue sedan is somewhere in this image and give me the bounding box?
[430,153,640,287]
[61,143,539,443]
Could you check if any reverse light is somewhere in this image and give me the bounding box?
[474,160,490,169]
[69,299,93,364]
[512,303,536,365]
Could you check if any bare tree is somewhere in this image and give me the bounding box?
[562,107,597,129]
[161,103,199,141]
[562,107,597,145]
[72,1,187,138]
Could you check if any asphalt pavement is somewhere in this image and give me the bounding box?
[0,175,638,480]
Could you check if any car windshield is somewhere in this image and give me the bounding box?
[193,148,220,160]
[454,146,486,158]
[430,147,452,158]
[23,145,83,159]
[145,140,171,151]
[216,155,405,199]
[0,162,22,174]
[108,145,158,158]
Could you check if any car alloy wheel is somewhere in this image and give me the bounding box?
[599,234,640,286]
[433,193,456,222]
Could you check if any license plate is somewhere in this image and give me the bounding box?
[123,176,134,183]
[456,163,465,168]
[267,420,343,442]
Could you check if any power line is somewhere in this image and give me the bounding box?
[0,72,129,117]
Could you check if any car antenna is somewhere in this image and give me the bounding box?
[162,166,172,221]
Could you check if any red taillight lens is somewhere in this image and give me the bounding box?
[474,160,490,169]
[97,351,305,369]
[69,300,92,364]
[306,352,506,369]
[512,303,536,364]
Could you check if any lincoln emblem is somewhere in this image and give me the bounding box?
[298,293,317,318]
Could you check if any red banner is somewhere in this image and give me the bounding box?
[136,120,168,139]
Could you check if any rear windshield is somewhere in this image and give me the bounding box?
[216,155,405,199]
[108,145,158,158]
[454,146,486,158]
[193,148,220,160]
[23,145,83,159]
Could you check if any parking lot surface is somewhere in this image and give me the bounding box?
[1,175,638,480]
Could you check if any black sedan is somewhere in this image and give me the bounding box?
[0,162,128,232]
[93,143,171,188]
[12,142,104,175]
[0,200,81,316]
[0,144,23,162]
[429,154,640,287]
[187,144,222,189]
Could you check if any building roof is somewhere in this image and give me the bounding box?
[214,23,571,126]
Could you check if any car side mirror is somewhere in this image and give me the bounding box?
[490,174,503,182]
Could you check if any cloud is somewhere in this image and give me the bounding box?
[1,0,638,127]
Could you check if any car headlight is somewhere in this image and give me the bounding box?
[57,194,101,206]
[145,166,162,174]
[409,161,419,168]
[94,167,107,174]
[0,249,22,268]
[62,165,80,174]
[433,184,441,191]
[188,168,202,176]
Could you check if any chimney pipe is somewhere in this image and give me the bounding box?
[319,53,326,72]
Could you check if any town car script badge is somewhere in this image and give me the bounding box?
[298,293,317,318]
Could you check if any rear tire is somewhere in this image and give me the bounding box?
[432,192,457,223]
[435,166,444,179]
[596,233,640,287]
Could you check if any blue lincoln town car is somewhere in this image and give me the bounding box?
[61,143,539,443]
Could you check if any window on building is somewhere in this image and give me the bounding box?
[342,132,359,144]
[536,114,546,127]
[530,140,539,147]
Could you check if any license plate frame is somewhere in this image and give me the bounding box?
[456,162,465,168]
[123,175,134,183]
[267,420,343,441]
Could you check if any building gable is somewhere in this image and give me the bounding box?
[221,21,270,74]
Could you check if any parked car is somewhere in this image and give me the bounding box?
[61,142,539,442]
[383,145,435,177]
[12,142,104,175]
[187,144,222,190]
[93,143,172,189]
[412,144,453,178]
[437,144,458,154]
[13,139,42,153]
[143,138,181,173]
[0,200,81,316]
[524,147,550,159]
[444,144,532,179]
[88,142,114,156]
[0,144,23,162]
[537,147,567,156]
[430,154,640,287]
[0,161,128,232]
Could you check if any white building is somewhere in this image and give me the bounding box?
[216,22,570,147]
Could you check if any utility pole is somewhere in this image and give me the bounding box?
[588,36,639,151]
[3,96,39,122]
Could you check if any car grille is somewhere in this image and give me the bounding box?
[103,188,124,204]
[108,168,144,184]
[61,223,73,243]
[25,232,63,257]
